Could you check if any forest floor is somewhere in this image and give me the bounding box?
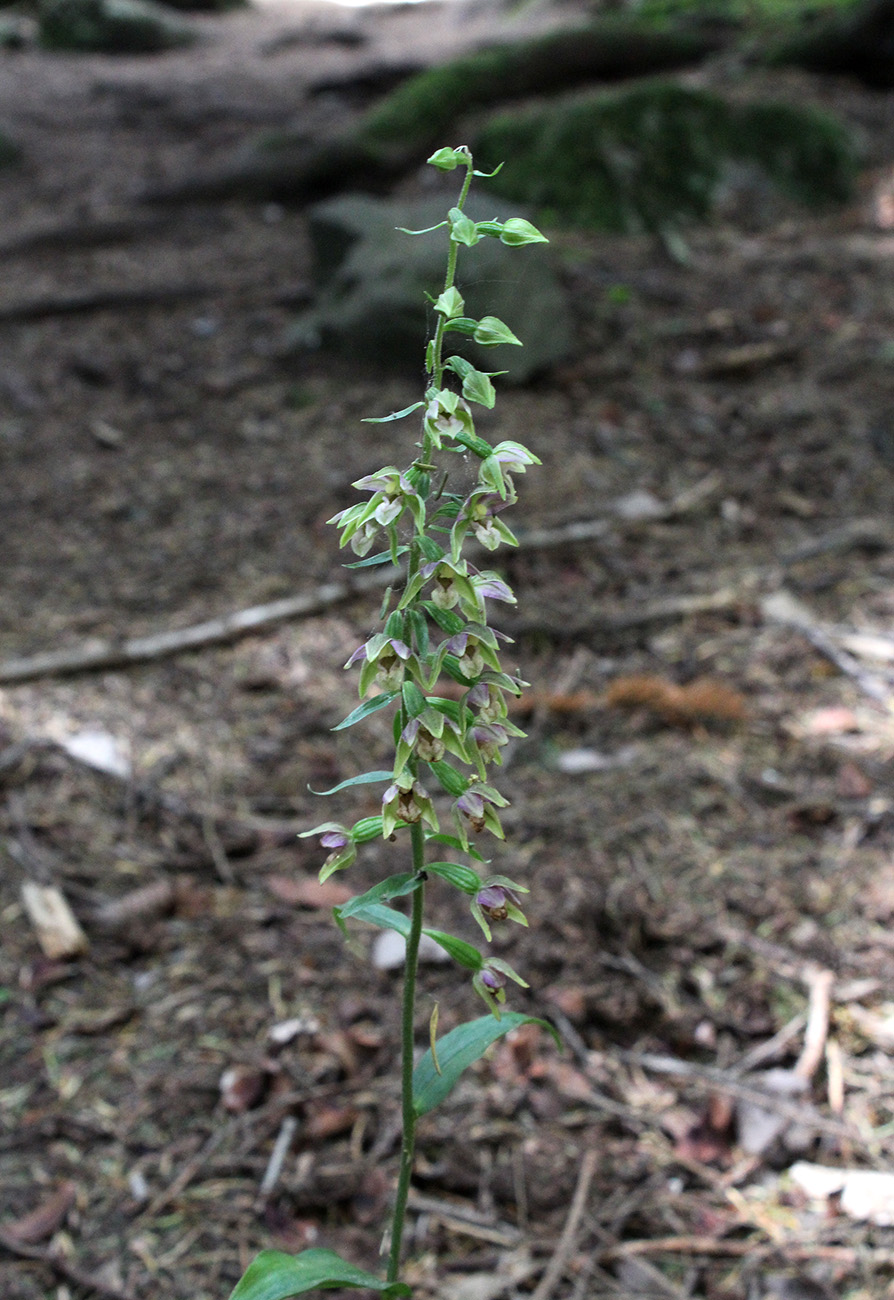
[2,4,894,1298]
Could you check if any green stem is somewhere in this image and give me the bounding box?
[429,159,475,396]
[386,820,426,1284]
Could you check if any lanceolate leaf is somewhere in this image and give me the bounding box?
[344,548,406,569]
[427,759,469,798]
[423,930,482,970]
[413,1015,561,1117]
[335,874,420,923]
[361,402,425,424]
[427,861,482,894]
[229,1248,410,1300]
[308,770,393,796]
[343,901,412,936]
[331,693,399,732]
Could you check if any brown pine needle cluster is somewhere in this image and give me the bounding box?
[604,674,747,728]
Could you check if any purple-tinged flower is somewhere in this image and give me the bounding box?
[382,776,439,839]
[467,681,510,722]
[480,966,505,992]
[400,716,445,763]
[470,570,516,606]
[473,957,529,1017]
[454,783,509,843]
[470,876,529,941]
[423,392,474,449]
[345,633,412,694]
[349,519,380,557]
[347,467,424,541]
[451,491,517,558]
[418,558,477,612]
[478,441,541,499]
[297,821,357,881]
[352,467,414,496]
[470,722,510,764]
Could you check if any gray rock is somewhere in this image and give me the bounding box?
[290,193,573,382]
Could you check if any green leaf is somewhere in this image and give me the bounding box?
[336,873,420,922]
[427,861,482,894]
[427,760,469,798]
[423,929,482,971]
[308,770,393,796]
[413,1014,560,1117]
[444,356,496,410]
[361,401,424,424]
[343,548,406,569]
[423,602,465,635]
[397,220,448,235]
[406,607,429,660]
[229,1248,411,1300]
[424,830,486,862]
[332,692,398,732]
[342,901,412,936]
[401,680,427,717]
[451,428,495,459]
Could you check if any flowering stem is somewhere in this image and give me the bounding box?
[386,818,426,1284]
[429,157,474,394]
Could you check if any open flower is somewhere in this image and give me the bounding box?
[454,782,509,844]
[478,441,541,500]
[297,821,357,881]
[400,717,445,763]
[382,774,439,838]
[470,877,529,941]
[345,633,412,695]
[443,623,508,680]
[472,957,529,1017]
[418,557,478,613]
[328,467,424,557]
[451,490,518,559]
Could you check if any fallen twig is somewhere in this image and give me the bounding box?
[530,1148,598,1300]
[618,1050,865,1146]
[761,590,892,703]
[794,968,834,1082]
[0,477,726,685]
[257,1115,298,1202]
[599,1235,894,1266]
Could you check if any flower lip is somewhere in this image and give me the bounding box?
[320,830,350,850]
[476,885,510,913]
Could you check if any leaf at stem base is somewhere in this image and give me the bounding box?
[229,1249,411,1300]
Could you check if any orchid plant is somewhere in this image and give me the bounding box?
[229,146,557,1300]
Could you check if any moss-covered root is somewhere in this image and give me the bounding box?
[357,18,723,159]
[470,82,857,234]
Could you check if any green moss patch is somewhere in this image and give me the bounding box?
[358,20,720,157]
[39,0,195,52]
[470,82,856,233]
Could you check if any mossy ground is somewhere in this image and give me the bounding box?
[471,82,856,233]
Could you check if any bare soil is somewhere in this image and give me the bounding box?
[2,6,894,1299]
